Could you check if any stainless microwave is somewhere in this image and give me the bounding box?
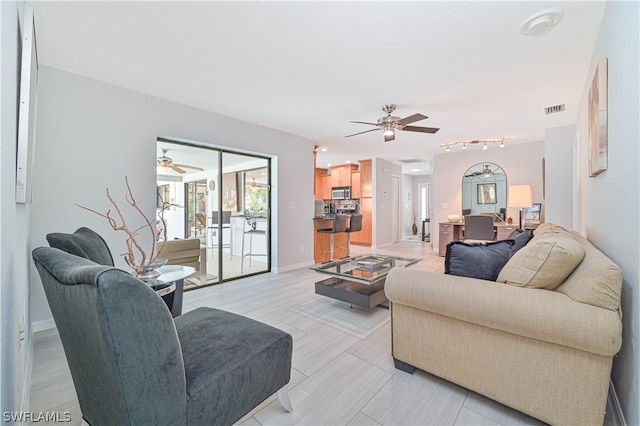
[331,186,351,200]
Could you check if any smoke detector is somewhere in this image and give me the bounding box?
[519,8,564,36]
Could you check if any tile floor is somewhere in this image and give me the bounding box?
[28,240,614,425]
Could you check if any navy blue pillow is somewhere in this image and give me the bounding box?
[445,240,515,281]
[509,229,534,254]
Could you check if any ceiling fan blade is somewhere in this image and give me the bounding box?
[349,120,379,126]
[344,128,381,138]
[384,132,395,142]
[402,125,440,134]
[173,163,204,171]
[397,113,428,125]
[170,165,187,174]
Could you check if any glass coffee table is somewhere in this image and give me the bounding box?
[310,255,421,309]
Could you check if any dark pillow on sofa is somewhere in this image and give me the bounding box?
[509,229,534,254]
[445,240,515,281]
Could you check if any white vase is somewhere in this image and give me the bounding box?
[447,214,462,223]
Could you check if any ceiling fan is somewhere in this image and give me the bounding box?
[465,163,494,178]
[345,104,440,142]
[157,149,204,174]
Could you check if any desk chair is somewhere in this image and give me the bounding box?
[345,214,363,256]
[317,214,348,261]
[464,215,496,242]
[32,247,293,426]
[241,217,267,273]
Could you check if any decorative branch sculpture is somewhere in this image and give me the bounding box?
[76,176,175,274]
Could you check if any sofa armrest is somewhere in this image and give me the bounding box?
[385,268,622,356]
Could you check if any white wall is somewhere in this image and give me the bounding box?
[431,141,544,251]
[1,0,33,416]
[544,125,575,228]
[29,67,316,323]
[575,2,639,423]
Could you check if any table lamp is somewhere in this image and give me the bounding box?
[508,185,533,229]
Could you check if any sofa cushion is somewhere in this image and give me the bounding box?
[497,233,585,290]
[555,231,623,312]
[445,240,514,281]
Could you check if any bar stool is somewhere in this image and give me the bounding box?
[241,217,267,273]
[317,214,348,261]
[345,214,363,256]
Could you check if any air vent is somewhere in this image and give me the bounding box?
[545,104,566,115]
[398,158,424,164]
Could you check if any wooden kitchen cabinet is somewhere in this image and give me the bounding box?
[315,168,331,200]
[330,164,357,188]
[351,171,361,199]
[359,159,372,198]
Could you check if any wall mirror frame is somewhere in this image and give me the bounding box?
[462,162,507,219]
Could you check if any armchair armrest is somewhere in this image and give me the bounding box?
[385,268,621,356]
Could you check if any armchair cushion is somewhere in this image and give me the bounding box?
[46,227,114,266]
[445,240,514,281]
[175,308,293,425]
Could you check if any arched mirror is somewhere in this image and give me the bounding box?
[462,162,507,220]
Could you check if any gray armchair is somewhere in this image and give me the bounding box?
[32,246,293,426]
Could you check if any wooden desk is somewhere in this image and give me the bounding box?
[438,222,530,256]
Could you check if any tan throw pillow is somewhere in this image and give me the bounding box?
[497,234,585,290]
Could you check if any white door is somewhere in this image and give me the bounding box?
[392,175,400,243]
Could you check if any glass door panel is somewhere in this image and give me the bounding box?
[222,152,270,280]
[157,140,270,289]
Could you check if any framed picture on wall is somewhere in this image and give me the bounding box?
[588,57,608,177]
[477,183,497,204]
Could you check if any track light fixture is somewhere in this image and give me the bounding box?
[439,137,512,152]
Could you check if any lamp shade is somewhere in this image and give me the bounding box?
[508,185,533,208]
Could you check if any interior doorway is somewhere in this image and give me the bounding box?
[418,182,431,242]
[156,139,271,290]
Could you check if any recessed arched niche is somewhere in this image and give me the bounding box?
[461,162,507,219]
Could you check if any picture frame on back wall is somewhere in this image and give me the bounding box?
[588,57,608,177]
[16,5,39,204]
[477,183,497,204]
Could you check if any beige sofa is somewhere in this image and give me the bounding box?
[385,223,623,425]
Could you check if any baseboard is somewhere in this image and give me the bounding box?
[20,333,34,420]
[273,260,314,273]
[608,381,627,426]
[32,318,56,333]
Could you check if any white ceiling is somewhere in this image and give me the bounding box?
[30,1,605,175]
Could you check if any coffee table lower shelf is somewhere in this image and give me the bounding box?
[315,277,388,309]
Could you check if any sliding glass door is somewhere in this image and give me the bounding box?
[156,139,271,290]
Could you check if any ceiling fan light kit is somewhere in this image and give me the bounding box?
[440,137,512,152]
[345,104,440,142]
[157,148,204,174]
